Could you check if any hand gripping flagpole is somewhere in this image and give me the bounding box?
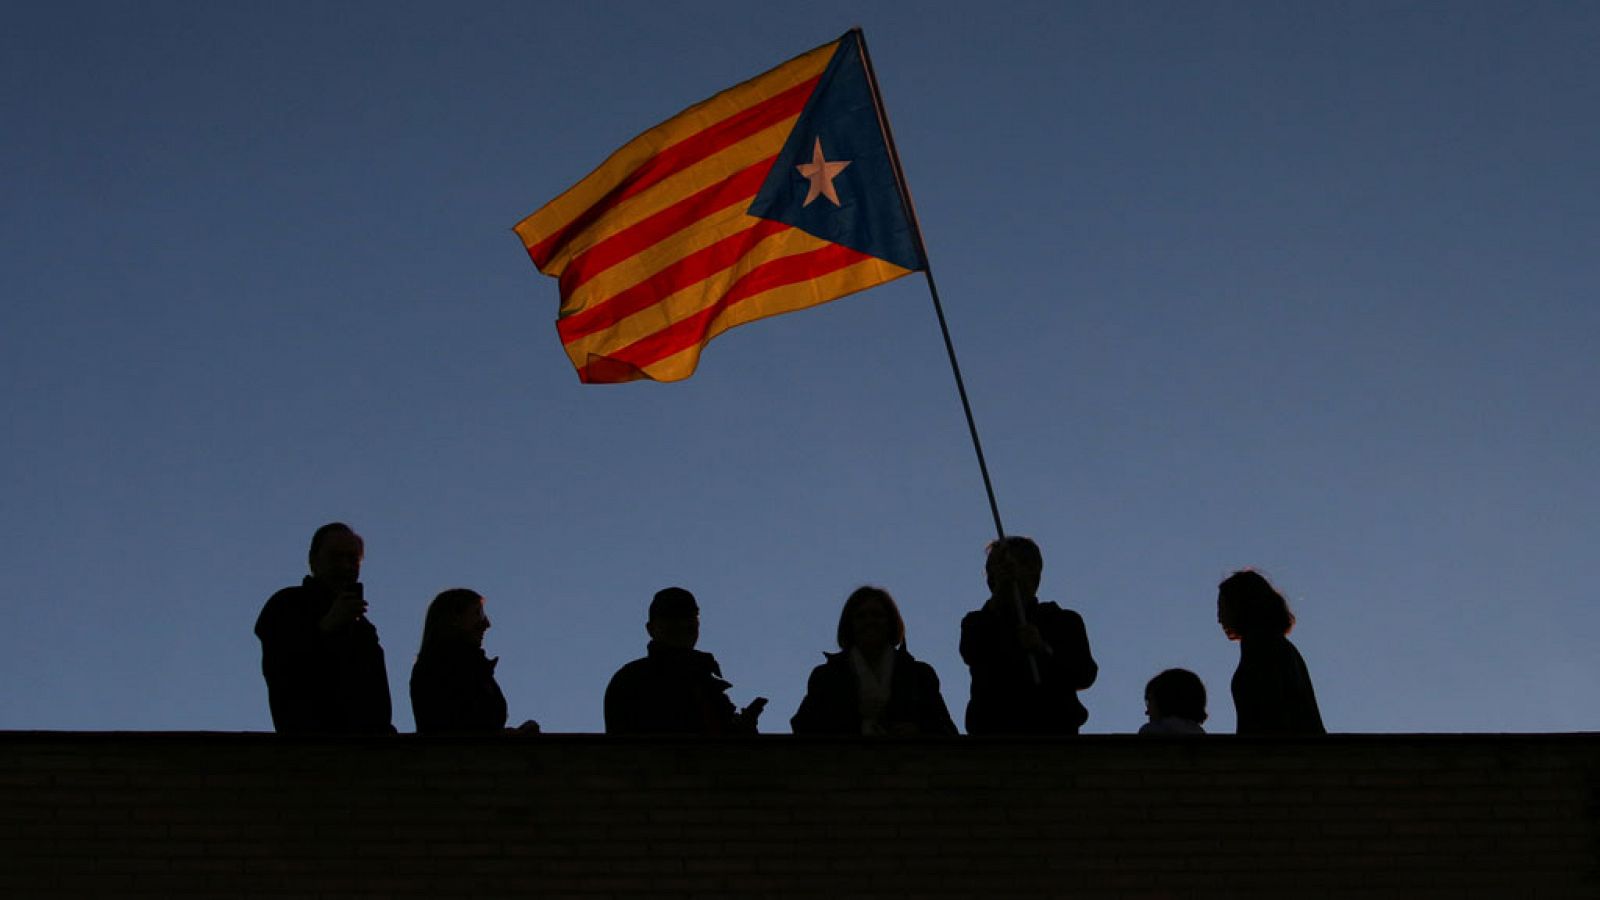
[856,29,1041,684]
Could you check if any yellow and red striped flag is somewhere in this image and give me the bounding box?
[515,30,925,383]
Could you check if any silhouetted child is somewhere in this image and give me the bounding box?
[960,536,1098,734]
[791,586,957,736]
[604,587,766,734]
[410,588,538,735]
[1217,570,1326,735]
[1137,668,1207,735]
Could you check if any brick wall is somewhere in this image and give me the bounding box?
[2,732,1595,898]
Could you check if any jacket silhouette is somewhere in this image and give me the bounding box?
[960,597,1097,735]
[791,647,958,735]
[1233,634,1325,735]
[255,577,393,734]
[410,646,508,734]
[604,642,744,735]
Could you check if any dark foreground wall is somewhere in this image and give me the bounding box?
[2,732,1595,898]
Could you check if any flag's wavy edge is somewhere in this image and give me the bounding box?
[514,36,913,383]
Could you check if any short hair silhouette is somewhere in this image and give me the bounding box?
[419,588,484,654]
[1218,570,1296,639]
[836,586,906,650]
[1145,668,1207,724]
[308,521,361,567]
[979,531,1043,582]
[649,586,698,620]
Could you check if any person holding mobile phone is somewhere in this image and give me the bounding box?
[254,522,394,734]
[604,587,766,735]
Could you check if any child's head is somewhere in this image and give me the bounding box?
[1144,668,1207,724]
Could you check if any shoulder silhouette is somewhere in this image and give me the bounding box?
[1217,570,1326,735]
[605,587,765,735]
[254,522,393,734]
[791,586,957,736]
[411,588,533,734]
[960,536,1097,735]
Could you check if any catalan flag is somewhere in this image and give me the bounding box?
[515,30,925,383]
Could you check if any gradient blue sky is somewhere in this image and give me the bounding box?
[3,2,1595,735]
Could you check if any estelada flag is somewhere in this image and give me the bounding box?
[515,30,925,383]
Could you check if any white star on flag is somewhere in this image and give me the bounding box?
[795,137,851,207]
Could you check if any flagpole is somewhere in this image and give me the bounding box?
[853,28,1006,543]
[857,29,1042,684]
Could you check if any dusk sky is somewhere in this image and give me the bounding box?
[3,2,1595,736]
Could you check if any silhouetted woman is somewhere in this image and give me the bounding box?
[1217,571,1325,735]
[791,586,958,736]
[410,589,519,734]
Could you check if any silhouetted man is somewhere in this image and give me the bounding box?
[960,536,1097,734]
[604,587,766,734]
[254,522,393,733]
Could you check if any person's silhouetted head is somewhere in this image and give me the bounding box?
[837,586,906,655]
[1217,569,1296,640]
[308,522,363,587]
[420,588,489,654]
[1145,668,1207,724]
[985,535,1043,598]
[646,586,699,650]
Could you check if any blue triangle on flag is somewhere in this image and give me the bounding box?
[747,32,926,272]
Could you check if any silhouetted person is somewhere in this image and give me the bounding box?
[791,586,958,736]
[960,536,1097,734]
[1217,570,1326,735]
[254,522,393,733]
[1138,668,1207,735]
[410,588,538,735]
[604,587,766,735]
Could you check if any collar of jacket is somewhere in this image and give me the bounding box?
[645,641,721,676]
